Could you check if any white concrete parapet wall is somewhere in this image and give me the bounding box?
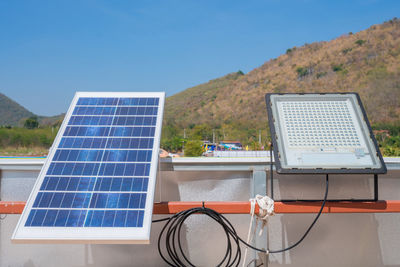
[0,157,400,266]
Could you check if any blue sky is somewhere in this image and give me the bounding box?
[0,0,398,116]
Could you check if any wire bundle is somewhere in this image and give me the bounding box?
[154,206,264,267]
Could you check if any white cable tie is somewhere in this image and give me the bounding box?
[252,195,274,236]
[244,195,274,266]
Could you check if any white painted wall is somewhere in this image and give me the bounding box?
[1,158,399,267]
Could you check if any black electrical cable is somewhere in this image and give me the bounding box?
[153,206,246,267]
[152,175,329,265]
[269,174,329,253]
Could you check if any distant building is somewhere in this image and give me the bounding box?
[219,141,243,150]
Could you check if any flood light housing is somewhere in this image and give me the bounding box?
[266,93,386,174]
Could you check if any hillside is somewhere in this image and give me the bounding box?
[164,71,244,126]
[163,18,400,139]
[0,93,64,127]
[38,114,65,126]
[0,93,35,126]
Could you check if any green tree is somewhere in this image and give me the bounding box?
[191,124,212,141]
[24,116,39,129]
[250,141,262,150]
[355,39,366,46]
[296,67,309,78]
[161,136,184,152]
[184,140,203,157]
[316,72,327,79]
[332,64,342,72]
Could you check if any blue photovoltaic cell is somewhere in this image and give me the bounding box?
[63,126,156,137]
[58,137,154,149]
[24,96,160,228]
[68,116,157,126]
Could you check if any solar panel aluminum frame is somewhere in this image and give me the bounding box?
[265,92,387,175]
[12,92,165,244]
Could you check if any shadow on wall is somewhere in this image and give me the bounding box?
[269,173,386,267]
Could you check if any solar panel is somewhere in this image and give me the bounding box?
[12,92,165,244]
[266,93,386,174]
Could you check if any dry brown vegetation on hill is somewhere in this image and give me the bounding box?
[164,18,400,137]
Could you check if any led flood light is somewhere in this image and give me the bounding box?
[266,93,386,174]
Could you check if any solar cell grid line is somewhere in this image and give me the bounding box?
[12,92,165,244]
[80,94,120,229]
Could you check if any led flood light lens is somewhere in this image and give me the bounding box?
[266,93,386,174]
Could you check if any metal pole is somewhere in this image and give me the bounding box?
[374,174,378,201]
[213,129,215,144]
[183,128,186,154]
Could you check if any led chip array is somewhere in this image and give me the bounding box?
[281,101,361,148]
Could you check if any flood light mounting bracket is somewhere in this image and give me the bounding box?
[269,145,379,202]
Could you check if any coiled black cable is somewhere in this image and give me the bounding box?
[154,206,245,266]
[152,175,329,266]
